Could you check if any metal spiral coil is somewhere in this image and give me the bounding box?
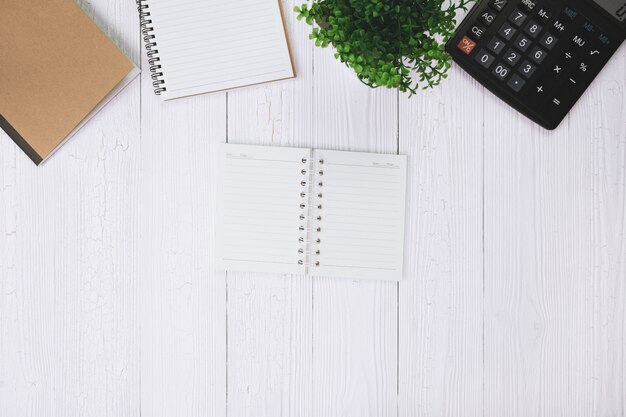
[137,0,166,95]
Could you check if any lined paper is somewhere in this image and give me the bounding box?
[309,150,407,280]
[216,144,310,274]
[147,0,294,100]
[216,144,407,280]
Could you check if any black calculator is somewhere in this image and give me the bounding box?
[445,0,626,129]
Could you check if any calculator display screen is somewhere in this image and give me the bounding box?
[593,0,626,22]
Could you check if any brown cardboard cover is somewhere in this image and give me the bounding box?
[0,0,134,163]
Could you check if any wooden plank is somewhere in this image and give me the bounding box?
[0,0,141,415]
[225,1,313,415]
[567,48,626,417]
[483,44,626,417]
[398,66,484,417]
[310,39,399,417]
[138,20,228,417]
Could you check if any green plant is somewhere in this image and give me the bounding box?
[295,0,474,94]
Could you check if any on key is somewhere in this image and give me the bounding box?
[457,35,477,55]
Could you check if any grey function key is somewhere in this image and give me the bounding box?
[509,9,528,27]
[539,32,558,50]
[498,22,517,40]
[487,36,506,54]
[475,49,496,68]
[507,73,526,92]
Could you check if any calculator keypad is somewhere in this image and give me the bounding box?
[498,22,517,40]
[509,9,528,26]
[448,0,624,129]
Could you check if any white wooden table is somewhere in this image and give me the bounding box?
[1,0,625,416]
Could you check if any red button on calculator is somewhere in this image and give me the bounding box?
[457,36,478,54]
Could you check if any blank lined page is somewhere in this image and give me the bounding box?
[147,0,295,100]
[310,150,407,281]
[216,144,310,275]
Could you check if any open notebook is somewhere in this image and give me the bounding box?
[217,144,408,281]
[138,0,295,100]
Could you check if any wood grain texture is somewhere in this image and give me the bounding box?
[483,43,626,417]
[0,0,625,415]
[398,67,484,417]
[0,1,141,416]
[138,42,228,417]
[225,1,313,415]
[311,43,399,417]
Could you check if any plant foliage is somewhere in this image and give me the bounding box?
[295,0,474,94]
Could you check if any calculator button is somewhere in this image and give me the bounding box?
[561,49,578,67]
[492,63,512,80]
[474,49,496,68]
[519,0,537,12]
[507,73,526,92]
[588,48,602,57]
[552,64,564,76]
[572,33,587,48]
[498,22,517,40]
[566,75,579,85]
[480,9,497,26]
[504,48,522,66]
[487,36,506,54]
[524,20,543,38]
[536,8,552,24]
[528,83,546,102]
[581,21,597,36]
[562,6,578,21]
[539,32,558,50]
[513,34,532,52]
[469,23,487,40]
[575,61,591,75]
[551,18,569,34]
[529,46,548,64]
[596,33,611,48]
[509,9,528,27]
[517,60,537,78]
[550,97,563,107]
[489,0,508,11]
[457,35,477,55]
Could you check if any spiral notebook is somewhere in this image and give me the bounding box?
[217,144,408,281]
[138,0,295,99]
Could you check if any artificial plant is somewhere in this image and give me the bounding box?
[295,0,474,94]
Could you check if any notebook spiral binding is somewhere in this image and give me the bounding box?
[297,157,323,268]
[136,0,166,95]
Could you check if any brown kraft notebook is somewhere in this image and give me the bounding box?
[0,0,140,165]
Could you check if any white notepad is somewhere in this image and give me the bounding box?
[140,0,295,100]
[217,144,408,281]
